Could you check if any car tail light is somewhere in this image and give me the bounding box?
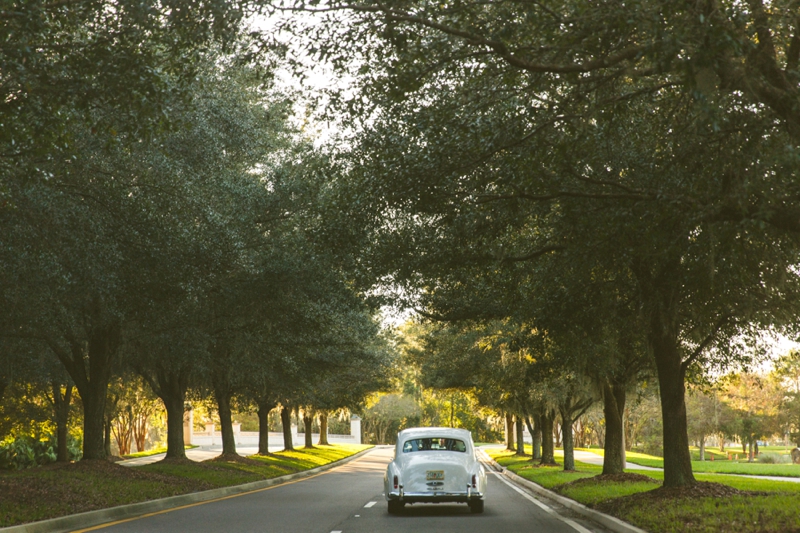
[394,475,399,489]
[471,475,477,488]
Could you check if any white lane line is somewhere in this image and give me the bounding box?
[489,471,594,533]
[331,531,342,533]
[364,501,377,508]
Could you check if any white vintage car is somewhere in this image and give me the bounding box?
[384,427,487,514]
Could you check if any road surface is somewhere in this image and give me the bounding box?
[80,447,610,533]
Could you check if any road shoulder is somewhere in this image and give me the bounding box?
[479,451,647,533]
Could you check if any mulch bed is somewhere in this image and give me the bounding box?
[595,481,767,515]
[207,454,281,467]
[559,472,659,488]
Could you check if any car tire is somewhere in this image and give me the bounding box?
[469,499,484,514]
[388,500,404,514]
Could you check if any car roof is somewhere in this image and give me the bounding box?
[397,427,473,440]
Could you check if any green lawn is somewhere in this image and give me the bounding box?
[487,449,800,533]
[0,444,371,527]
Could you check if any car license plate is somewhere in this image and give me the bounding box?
[426,470,444,481]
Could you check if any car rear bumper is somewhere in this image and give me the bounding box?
[387,491,484,503]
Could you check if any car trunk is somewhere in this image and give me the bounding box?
[399,452,472,494]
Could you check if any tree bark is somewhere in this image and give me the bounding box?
[699,437,705,461]
[163,394,187,460]
[132,413,146,453]
[48,321,120,460]
[652,329,696,486]
[560,408,576,471]
[214,389,237,457]
[281,406,294,451]
[51,381,73,462]
[540,409,557,465]
[636,260,696,487]
[602,380,627,475]
[257,399,276,455]
[138,364,191,460]
[505,413,516,451]
[303,411,314,449]
[104,417,113,457]
[515,416,526,455]
[525,416,542,460]
[318,413,329,445]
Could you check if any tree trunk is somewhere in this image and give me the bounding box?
[560,408,576,471]
[135,361,191,460]
[303,411,314,449]
[281,406,294,451]
[525,416,542,460]
[104,417,113,457]
[505,413,515,451]
[215,389,237,457]
[132,413,148,453]
[652,329,696,486]
[163,394,187,460]
[602,380,626,475]
[318,413,329,446]
[635,259,696,487]
[52,381,73,462]
[699,437,705,461]
[540,409,557,465]
[719,434,725,452]
[49,322,120,460]
[257,399,276,455]
[515,416,526,456]
[554,419,562,448]
[754,440,759,457]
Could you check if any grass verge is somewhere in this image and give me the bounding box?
[0,444,371,527]
[487,449,800,533]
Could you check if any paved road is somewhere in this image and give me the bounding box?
[81,448,609,533]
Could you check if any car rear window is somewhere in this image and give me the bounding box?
[402,437,467,453]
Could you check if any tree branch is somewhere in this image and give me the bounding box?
[501,244,564,263]
[680,314,735,373]
[282,4,644,75]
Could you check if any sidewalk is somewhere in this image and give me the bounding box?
[558,449,661,471]
[119,443,287,467]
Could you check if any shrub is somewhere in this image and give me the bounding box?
[758,452,791,464]
[0,435,81,470]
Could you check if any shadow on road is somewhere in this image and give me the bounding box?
[394,504,481,517]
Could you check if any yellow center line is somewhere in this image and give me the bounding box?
[71,469,334,532]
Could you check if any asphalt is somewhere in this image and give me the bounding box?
[77,447,612,533]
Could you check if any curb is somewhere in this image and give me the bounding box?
[480,452,648,533]
[1,447,376,533]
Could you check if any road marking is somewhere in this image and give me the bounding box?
[331,530,342,533]
[489,468,594,533]
[364,501,377,508]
